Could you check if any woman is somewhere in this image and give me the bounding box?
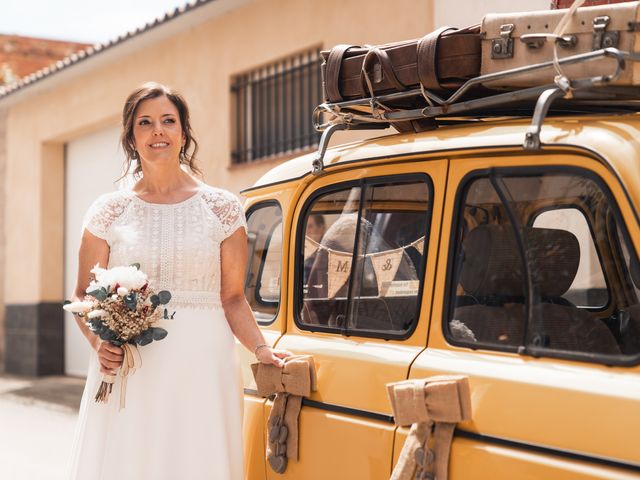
[67,82,289,479]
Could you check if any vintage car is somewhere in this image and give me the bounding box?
[236,43,640,479]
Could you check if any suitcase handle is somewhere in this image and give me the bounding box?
[417,26,458,90]
[520,33,577,50]
[360,47,407,98]
[325,44,359,103]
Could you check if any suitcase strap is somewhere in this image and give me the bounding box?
[360,47,408,98]
[326,44,359,103]
[417,26,457,90]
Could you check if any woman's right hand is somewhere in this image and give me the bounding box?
[95,341,124,374]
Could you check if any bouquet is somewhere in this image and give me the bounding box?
[64,263,173,409]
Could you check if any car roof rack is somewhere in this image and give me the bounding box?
[311,47,640,175]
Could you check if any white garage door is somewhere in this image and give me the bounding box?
[64,124,131,376]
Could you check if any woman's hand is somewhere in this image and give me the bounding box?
[255,346,293,367]
[95,341,124,374]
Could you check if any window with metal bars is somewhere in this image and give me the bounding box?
[230,48,322,164]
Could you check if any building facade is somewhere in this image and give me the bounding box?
[0,0,548,376]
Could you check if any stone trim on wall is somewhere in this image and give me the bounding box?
[5,302,64,376]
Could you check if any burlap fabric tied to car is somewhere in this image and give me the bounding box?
[387,376,472,480]
[251,355,317,474]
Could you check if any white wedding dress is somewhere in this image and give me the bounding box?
[67,184,246,480]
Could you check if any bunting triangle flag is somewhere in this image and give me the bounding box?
[412,237,425,254]
[304,236,321,259]
[370,249,404,296]
[327,250,353,298]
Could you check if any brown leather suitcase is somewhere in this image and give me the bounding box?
[551,0,633,8]
[481,1,640,88]
[321,25,481,104]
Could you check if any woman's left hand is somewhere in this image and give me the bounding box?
[256,346,293,367]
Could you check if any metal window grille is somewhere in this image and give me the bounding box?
[231,48,322,164]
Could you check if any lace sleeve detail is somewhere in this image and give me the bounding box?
[81,192,132,242]
[202,188,247,241]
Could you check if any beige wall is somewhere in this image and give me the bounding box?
[2,0,435,305]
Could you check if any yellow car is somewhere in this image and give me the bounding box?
[237,54,640,479]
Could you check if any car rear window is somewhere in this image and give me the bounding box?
[445,167,640,364]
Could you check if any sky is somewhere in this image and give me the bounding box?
[0,0,191,44]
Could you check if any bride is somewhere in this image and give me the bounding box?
[67,81,290,479]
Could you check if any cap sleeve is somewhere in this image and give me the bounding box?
[203,188,247,241]
[81,192,130,242]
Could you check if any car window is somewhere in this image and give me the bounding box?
[446,168,640,363]
[298,176,431,337]
[245,202,282,324]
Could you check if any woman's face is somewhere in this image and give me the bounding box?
[132,95,185,166]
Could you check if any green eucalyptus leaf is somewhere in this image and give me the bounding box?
[63,300,71,306]
[157,291,172,305]
[150,295,160,306]
[99,329,117,341]
[130,263,141,270]
[88,288,108,301]
[151,327,168,341]
[136,329,153,346]
[124,293,138,310]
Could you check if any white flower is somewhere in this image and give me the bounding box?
[117,287,129,296]
[63,301,94,314]
[87,264,148,292]
[111,294,119,300]
[87,309,107,319]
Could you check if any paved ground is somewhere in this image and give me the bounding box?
[0,374,85,480]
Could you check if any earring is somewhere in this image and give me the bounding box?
[132,150,138,160]
[179,146,186,163]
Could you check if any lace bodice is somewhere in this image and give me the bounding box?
[82,185,247,309]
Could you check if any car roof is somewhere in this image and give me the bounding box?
[248,113,640,194]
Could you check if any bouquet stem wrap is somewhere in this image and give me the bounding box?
[94,343,142,411]
[386,376,472,480]
[251,355,317,474]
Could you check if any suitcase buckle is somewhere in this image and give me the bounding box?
[593,16,619,50]
[491,23,515,59]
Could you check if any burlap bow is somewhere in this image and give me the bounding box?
[387,376,472,480]
[251,355,317,474]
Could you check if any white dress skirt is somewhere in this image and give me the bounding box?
[67,185,248,480]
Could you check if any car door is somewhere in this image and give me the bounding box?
[241,186,294,479]
[269,159,447,479]
[402,153,640,478]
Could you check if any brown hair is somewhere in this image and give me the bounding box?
[120,81,201,178]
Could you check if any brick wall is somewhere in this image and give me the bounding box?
[0,34,90,84]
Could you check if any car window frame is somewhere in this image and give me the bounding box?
[442,165,640,367]
[245,200,283,326]
[293,173,433,340]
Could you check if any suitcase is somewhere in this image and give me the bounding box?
[321,25,481,104]
[480,1,640,88]
[551,0,633,8]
